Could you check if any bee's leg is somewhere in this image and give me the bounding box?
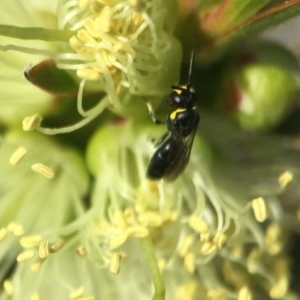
[143,98,165,125]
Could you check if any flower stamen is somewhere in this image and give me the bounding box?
[31,163,55,179]
[278,170,293,188]
[178,235,194,258]
[183,252,196,274]
[0,227,8,243]
[251,197,268,223]
[22,114,43,131]
[3,280,14,296]
[31,293,41,300]
[238,286,252,300]
[7,222,24,236]
[69,286,85,299]
[76,245,88,257]
[31,258,46,273]
[109,252,126,275]
[9,146,28,166]
[16,249,35,263]
[20,234,43,249]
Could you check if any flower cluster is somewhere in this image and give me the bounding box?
[0,0,300,300]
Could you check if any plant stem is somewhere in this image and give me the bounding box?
[141,236,165,300]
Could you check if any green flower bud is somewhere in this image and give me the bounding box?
[221,41,300,131]
[235,63,298,131]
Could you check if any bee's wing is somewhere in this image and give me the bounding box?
[164,117,199,181]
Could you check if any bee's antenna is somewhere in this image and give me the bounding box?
[187,50,195,86]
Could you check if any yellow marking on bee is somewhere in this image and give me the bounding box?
[173,85,187,95]
[170,108,186,120]
[173,88,182,95]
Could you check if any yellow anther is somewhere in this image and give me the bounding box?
[109,252,126,275]
[77,69,100,81]
[97,6,112,33]
[22,114,42,131]
[123,208,135,223]
[7,222,24,236]
[31,259,45,272]
[129,0,142,7]
[113,210,128,230]
[238,286,252,300]
[131,11,144,24]
[278,171,293,188]
[251,197,268,223]
[139,211,163,226]
[109,234,128,249]
[69,36,84,53]
[200,241,216,255]
[31,163,55,179]
[158,258,166,273]
[177,282,197,300]
[184,252,195,274]
[9,146,28,166]
[76,246,88,257]
[126,225,149,238]
[199,232,210,242]
[207,289,227,300]
[98,0,114,6]
[213,232,227,249]
[39,240,50,259]
[188,215,209,233]
[266,223,281,240]
[20,234,43,249]
[178,235,194,257]
[246,248,260,273]
[79,0,89,9]
[269,276,288,299]
[3,280,13,296]
[0,227,8,242]
[165,211,178,222]
[265,223,283,255]
[49,239,64,253]
[70,286,85,299]
[77,28,96,44]
[16,249,35,263]
[31,292,41,300]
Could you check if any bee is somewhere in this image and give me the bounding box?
[145,50,200,181]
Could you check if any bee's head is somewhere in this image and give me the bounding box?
[169,84,198,109]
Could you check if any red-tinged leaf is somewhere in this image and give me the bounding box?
[197,0,300,61]
[199,0,271,37]
[24,59,78,96]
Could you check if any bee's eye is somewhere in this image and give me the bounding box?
[170,92,182,106]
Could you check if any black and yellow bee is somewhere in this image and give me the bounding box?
[145,50,200,181]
